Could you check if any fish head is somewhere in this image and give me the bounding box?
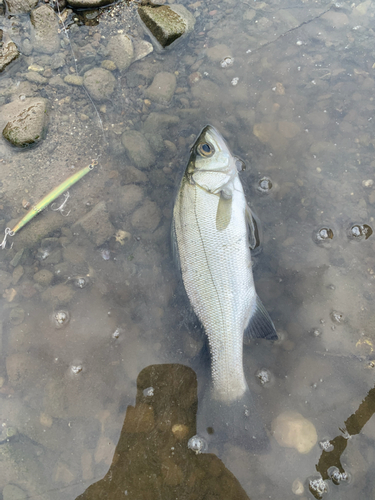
[186,125,238,197]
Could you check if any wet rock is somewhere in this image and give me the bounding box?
[131,200,161,232]
[67,0,114,8]
[0,270,12,294]
[22,39,33,56]
[101,60,116,71]
[278,121,300,139]
[142,112,179,135]
[321,10,349,28]
[138,4,195,49]
[114,184,144,216]
[122,165,147,184]
[6,352,40,389]
[272,411,317,454]
[121,130,155,169]
[9,307,24,325]
[30,5,60,55]
[41,283,75,306]
[33,269,53,287]
[12,265,24,285]
[0,39,20,73]
[190,79,220,105]
[49,75,67,88]
[145,71,176,105]
[206,43,232,62]
[72,201,115,246]
[133,39,153,61]
[2,97,49,148]
[123,403,155,433]
[25,72,47,84]
[5,0,37,14]
[2,484,27,500]
[51,52,65,70]
[64,74,83,86]
[83,67,116,102]
[106,34,134,72]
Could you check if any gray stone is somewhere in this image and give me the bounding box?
[10,249,24,267]
[0,270,12,294]
[51,52,65,70]
[0,40,19,73]
[121,130,155,170]
[133,39,153,61]
[67,0,115,8]
[138,4,195,49]
[33,269,53,287]
[12,265,24,285]
[64,74,83,86]
[131,200,161,232]
[2,98,49,148]
[106,34,134,72]
[143,112,180,136]
[145,72,176,105]
[5,0,37,14]
[72,201,115,246]
[49,75,67,88]
[2,484,27,500]
[25,72,47,84]
[22,39,33,56]
[114,185,144,216]
[122,165,147,184]
[30,5,60,55]
[83,67,116,102]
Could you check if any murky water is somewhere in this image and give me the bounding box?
[1,0,375,498]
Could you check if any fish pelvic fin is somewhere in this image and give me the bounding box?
[244,295,278,342]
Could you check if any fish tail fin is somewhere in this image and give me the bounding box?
[196,387,269,452]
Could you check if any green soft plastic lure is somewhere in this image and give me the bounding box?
[1,160,97,249]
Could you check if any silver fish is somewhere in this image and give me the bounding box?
[172,125,277,448]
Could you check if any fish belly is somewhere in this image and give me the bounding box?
[174,182,256,402]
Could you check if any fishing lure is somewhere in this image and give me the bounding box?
[0,160,97,249]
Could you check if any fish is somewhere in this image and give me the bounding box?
[172,125,277,449]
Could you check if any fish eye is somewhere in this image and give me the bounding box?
[197,142,214,157]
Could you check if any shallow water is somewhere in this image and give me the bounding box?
[1,0,375,498]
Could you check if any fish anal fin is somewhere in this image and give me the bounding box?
[216,193,232,231]
[244,295,278,342]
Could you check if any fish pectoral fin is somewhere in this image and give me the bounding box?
[216,192,232,231]
[245,206,262,251]
[244,295,278,342]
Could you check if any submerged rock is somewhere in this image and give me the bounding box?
[138,4,195,49]
[2,98,49,148]
[121,130,155,169]
[72,201,115,246]
[67,0,114,8]
[272,411,317,454]
[5,0,37,13]
[145,71,176,105]
[106,34,134,72]
[30,5,60,55]
[83,67,116,102]
[0,38,20,73]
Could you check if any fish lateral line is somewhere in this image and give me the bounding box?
[0,160,97,250]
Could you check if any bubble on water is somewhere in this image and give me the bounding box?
[330,310,344,324]
[257,177,273,193]
[112,328,120,339]
[256,368,272,385]
[231,77,239,86]
[143,387,154,397]
[311,328,322,337]
[71,364,83,374]
[309,476,328,498]
[292,479,304,495]
[188,435,207,454]
[315,227,334,243]
[52,310,70,329]
[319,439,334,452]
[348,223,373,241]
[328,466,350,485]
[220,56,234,68]
[100,248,111,260]
[73,276,90,288]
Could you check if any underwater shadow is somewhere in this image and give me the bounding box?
[76,363,250,500]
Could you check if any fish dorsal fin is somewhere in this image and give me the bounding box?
[244,295,278,342]
[216,192,232,231]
